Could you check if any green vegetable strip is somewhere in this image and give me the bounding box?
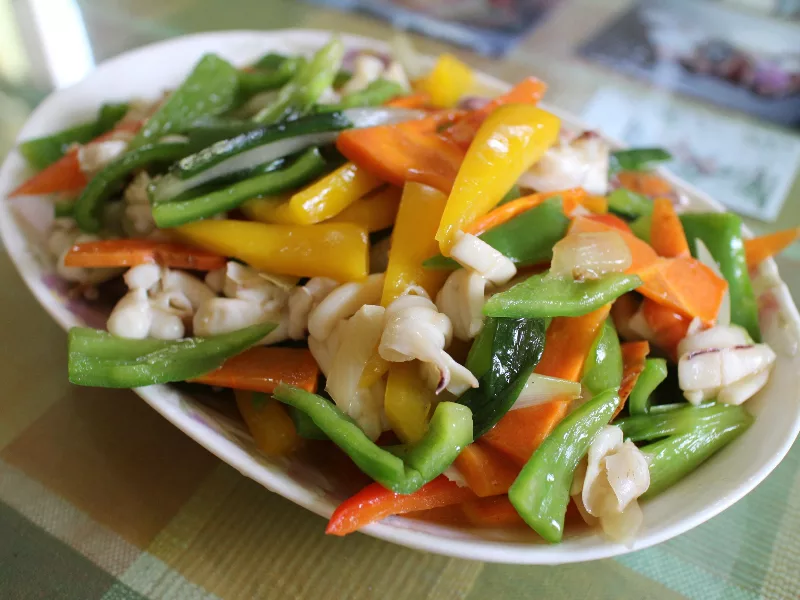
[497,184,521,206]
[273,385,473,494]
[616,402,750,442]
[680,212,761,342]
[607,188,653,219]
[627,358,668,415]
[73,141,199,232]
[320,80,405,112]
[68,322,275,388]
[483,272,642,319]
[18,103,129,170]
[54,201,75,219]
[237,57,304,97]
[610,148,672,175]
[424,198,570,269]
[459,317,546,439]
[151,148,328,228]
[629,213,653,243]
[581,318,623,397]
[254,38,345,124]
[130,54,240,148]
[509,389,620,543]
[642,415,753,499]
[286,404,329,440]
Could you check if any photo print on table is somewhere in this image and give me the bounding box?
[579,0,800,128]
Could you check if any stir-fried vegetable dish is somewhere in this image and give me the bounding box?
[12,35,798,544]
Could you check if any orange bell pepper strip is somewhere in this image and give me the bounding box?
[193,347,319,393]
[617,171,673,197]
[336,110,465,194]
[650,197,690,258]
[464,188,587,236]
[616,341,650,418]
[174,220,369,281]
[744,227,800,269]
[63,239,227,271]
[415,53,474,108]
[454,442,520,497]
[384,92,431,109]
[436,105,561,254]
[442,77,548,149]
[326,476,477,535]
[327,185,402,232]
[641,297,691,360]
[480,400,571,467]
[461,495,525,527]
[535,304,613,381]
[235,390,299,456]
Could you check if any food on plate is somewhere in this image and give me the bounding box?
[11,34,796,545]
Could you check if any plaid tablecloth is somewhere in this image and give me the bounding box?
[2,0,799,598]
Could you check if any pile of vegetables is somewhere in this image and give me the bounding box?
[11,35,799,545]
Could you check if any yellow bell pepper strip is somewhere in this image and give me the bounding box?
[235,391,299,456]
[240,162,384,225]
[382,182,450,305]
[174,220,369,280]
[415,53,474,108]
[327,186,402,232]
[380,182,450,442]
[436,105,561,255]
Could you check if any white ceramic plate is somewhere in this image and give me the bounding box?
[2,30,799,565]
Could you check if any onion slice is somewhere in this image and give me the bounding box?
[550,232,632,280]
[512,374,582,410]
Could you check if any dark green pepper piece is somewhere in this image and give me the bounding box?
[629,213,652,243]
[286,405,328,440]
[68,322,275,388]
[130,54,240,148]
[607,188,653,219]
[616,402,750,442]
[581,318,623,396]
[424,198,570,269]
[610,148,671,175]
[626,358,668,415]
[509,389,620,543]
[237,57,305,97]
[680,212,761,341]
[483,272,642,319]
[273,385,472,494]
[151,147,328,227]
[497,184,521,206]
[320,79,405,112]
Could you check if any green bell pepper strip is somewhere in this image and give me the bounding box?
[460,317,547,439]
[251,52,289,70]
[53,200,75,219]
[272,385,473,494]
[73,140,201,232]
[497,184,521,206]
[19,103,129,170]
[581,318,623,397]
[680,212,761,342]
[320,80,405,112]
[151,147,328,228]
[607,188,653,219]
[130,54,240,148]
[287,405,328,440]
[509,389,620,543]
[483,272,642,319]
[626,358,668,415]
[332,70,353,89]
[68,322,275,388]
[641,412,753,499]
[253,38,345,124]
[424,198,570,269]
[629,213,652,243]
[609,148,671,175]
[237,57,305,97]
[616,402,750,442]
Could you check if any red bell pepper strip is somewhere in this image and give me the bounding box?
[326,476,477,536]
[63,239,227,271]
[615,341,650,418]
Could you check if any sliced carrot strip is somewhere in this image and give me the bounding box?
[585,213,632,233]
[64,239,227,270]
[535,304,613,381]
[481,400,571,467]
[465,188,586,236]
[461,495,525,527]
[744,227,800,269]
[650,197,690,258]
[615,341,650,418]
[10,149,86,197]
[193,347,319,393]
[454,442,520,497]
[326,476,477,536]
[617,171,673,197]
[443,77,548,149]
[641,297,691,361]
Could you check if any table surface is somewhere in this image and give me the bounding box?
[1,1,799,599]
